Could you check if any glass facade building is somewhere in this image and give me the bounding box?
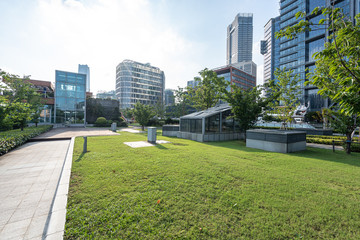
[54,70,86,124]
[261,16,281,85]
[116,60,165,109]
[227,13,253,65]
[213,65,256,91]
[78,64,90,92]
[277,0,359,111]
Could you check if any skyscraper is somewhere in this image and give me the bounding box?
[226,13,253,65]
[273,0,359,111]
[115,60,165,109]
[261,16,280,85]
[78,64,90,92]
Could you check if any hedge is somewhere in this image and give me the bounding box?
[0,125,53,156]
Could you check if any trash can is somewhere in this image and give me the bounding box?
[148,127,157,143]
[111,122,117,132]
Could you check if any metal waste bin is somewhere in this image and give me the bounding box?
[111,122,117,132]
[148,127,157,143]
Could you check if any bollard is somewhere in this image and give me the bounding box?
[83,136,87,153]
[332,140,335,152]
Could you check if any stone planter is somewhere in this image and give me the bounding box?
[246,129,306,153]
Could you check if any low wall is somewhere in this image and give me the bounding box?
[162,125,180,137]
[177,132,244,142]
[292,128,333,136]
[246,129,306,153]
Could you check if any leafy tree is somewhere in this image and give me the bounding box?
[6,102,33,131]
[154,101,165,119]
[187,68,228,111]
[276,6,360,115]
[132,102,155,131]
[267,68,302,129]
[111,107,121,122]
[122,108,133,119]
[225,85,267,140]
[174,87,190,117]
[326,109,359,154]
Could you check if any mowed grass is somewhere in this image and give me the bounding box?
[65,131,360,239]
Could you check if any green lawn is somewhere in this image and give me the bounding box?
[65,132,360,239]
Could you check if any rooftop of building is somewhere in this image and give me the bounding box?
[180,103,231,120]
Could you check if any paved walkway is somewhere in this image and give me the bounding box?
[307,143,343,151]
[0,128,118,240]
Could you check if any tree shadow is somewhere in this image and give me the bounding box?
[75,152,87,162]
[155,144,168,150]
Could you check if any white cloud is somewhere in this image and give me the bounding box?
[25,0,202,92]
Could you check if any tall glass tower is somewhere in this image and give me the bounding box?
[78,64,90,92]
[226,13,253,65]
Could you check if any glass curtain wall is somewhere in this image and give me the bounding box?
[55,71,86,124]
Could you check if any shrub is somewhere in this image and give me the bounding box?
[94,117,111,127]
[118,121,128,127]
[342,143,360,152]
[0,125,53,155]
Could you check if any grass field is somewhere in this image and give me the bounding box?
[65,131,360,239]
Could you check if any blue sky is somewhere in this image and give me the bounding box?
[0,0,279,93]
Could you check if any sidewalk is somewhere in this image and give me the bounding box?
[0,128,118,240]
[0,140,70,239]
[307,143,343,151]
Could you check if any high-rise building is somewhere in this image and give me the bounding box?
[96,90,116,100]
[54,70,86,124]
[213,65,256,91]
[226,13,253,65]
[164,89,175,106]
[261,16,280,85]
[275,0,359,111]
[115,60,165,109]
[78,64,90,92]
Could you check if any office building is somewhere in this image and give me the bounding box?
[226,13,253,65]
[213,64,256,91]
[78,64,90,92]
[54,70,86,124]
[261,16,280,85]
[277,0,359,111]
[164,89,175,106]
[116,60,165,109]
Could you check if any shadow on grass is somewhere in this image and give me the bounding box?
[155,144,168,150]
[202,140,360,167]
[75,152,86,162]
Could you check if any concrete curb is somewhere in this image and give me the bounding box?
[43,137,75,239]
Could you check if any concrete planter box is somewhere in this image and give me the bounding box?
[246,129,306,153]
[176,132,244,142]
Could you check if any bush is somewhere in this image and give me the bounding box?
[165,117,179,125]
[342,143,360,152]
[119,121,128,127]
[0,125,53,155]
[94,117,111,127]
[262,115,281,122]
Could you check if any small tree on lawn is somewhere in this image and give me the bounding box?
[225,85,267,140]
[174,87,190,117]
[187,68,228,111]
[132,102,155,131]
[154,101,165,119]
[267,68,302,130]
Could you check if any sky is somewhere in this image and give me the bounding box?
[0,0,279,94]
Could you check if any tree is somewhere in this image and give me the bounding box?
[174,87,190,117]
[154,101,165,119]
[132,102,155,131]
[6,102,33,131]
[326,109,359,154]
[267,68,302,129]
[225,85,267,140]
[276,5,360,151]
[187,68,228,111]
[0,70,41,130]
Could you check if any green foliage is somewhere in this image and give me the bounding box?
[326,109,359,142]
[262,114,281,122]
[187,68,228,111]
[173,87,191,117]
[0,125,52,155]
[94,117,111,127]
[267,68,302,129]
[305,111,323,123]
[276,7,360,116]
[6,102,34,130]
[65,133,360,239]
[225,86,266,136]
[132,102,155,130]
[154,101,165,119]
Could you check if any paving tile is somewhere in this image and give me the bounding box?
[0,209,15,226]
[33,201,52,218]
[0,218,31,240]
[44,231,63,240]
[51,195,68,212]
[8,206,36,223]
[24,215,48,240]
